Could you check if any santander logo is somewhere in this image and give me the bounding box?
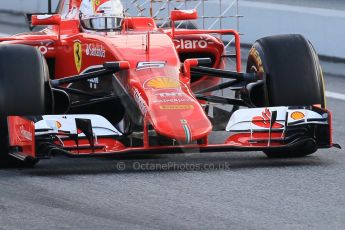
[19,125,32,141]
[86,44,106,58]
[252,108,283,129]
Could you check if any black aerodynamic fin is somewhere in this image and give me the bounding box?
[75,118,95,152]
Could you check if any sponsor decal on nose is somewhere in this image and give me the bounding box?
[159,105,194,110]
[144,77,180,90]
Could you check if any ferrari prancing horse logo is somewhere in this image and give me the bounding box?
[74,41,82,73]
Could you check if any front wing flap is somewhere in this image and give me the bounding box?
[225,106,331,149]
[6,106,332,159]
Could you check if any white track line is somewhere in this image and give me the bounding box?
[326,91,345,101]
[241,0,345,18]
[0,33,10,37]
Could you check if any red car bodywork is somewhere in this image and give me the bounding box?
[0,0,333,160]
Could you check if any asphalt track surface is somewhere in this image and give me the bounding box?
[0,20,345,230]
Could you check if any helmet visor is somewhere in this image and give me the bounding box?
[81,17,123,31]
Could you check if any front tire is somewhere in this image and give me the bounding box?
[0,44,52,167]
[246,34,326,158]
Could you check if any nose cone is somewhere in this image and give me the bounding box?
[148,90,212,143]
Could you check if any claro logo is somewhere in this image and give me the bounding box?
[174,38,214,50]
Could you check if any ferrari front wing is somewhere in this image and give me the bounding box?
[6,106,333,161]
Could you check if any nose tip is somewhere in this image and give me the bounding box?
[149,104,212,143]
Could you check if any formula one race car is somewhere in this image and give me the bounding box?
[0,0,337,167]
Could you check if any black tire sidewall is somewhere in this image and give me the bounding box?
[0,44,52,167]
[246,34,325,108]
[246,34,325,158]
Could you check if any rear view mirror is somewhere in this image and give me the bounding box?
[170,10,198,37]
[170,9,198,21]
[25,0,59,30]
[31,14,61,26]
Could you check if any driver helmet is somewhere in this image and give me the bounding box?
[80,0,124,31]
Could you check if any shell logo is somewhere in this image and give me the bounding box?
[56,121,62,129]
[144,77,180,90]
[291,111,305,120]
